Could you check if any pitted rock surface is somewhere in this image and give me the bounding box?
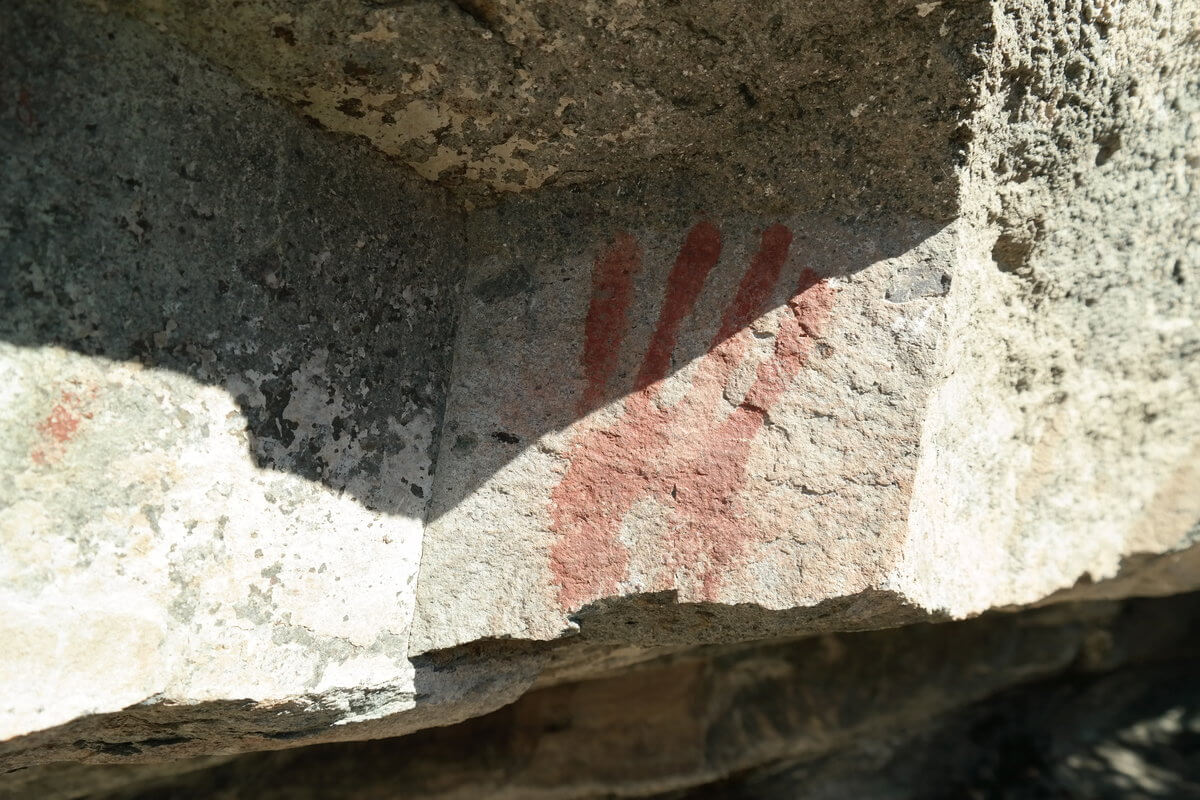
[0,0,1197,792]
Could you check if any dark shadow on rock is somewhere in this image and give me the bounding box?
[1,0,464,517]
[2,0,973,526]
[678,620,1200,799]
[562,587,944,646]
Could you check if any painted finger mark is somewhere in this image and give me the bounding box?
[677,223,795,417]
[741,269,836,413]
[713,223,793,345]
[634,221,722,392]
[579,233,642,414]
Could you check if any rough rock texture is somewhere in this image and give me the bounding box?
[1,0,1198,794]
[82,0,986,212]
[6,592,1200,799]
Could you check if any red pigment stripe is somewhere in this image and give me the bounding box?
[712,224,793,345]
[741,268,836,412]
[635,221,722,391]
[579,232,642,414]
[791,267,834,338]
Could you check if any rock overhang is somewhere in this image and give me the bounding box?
[0,0,1197,774]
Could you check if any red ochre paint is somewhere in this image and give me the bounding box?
[579,232,641,415]
[30,390,93,465]
[549,223,836,610]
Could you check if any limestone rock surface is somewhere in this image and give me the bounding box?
[0,0,1198,791]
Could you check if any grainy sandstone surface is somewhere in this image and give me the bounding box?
[0,0,1197,794]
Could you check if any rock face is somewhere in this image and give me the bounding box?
[0,0,1197,795]
[7,593,1200,799]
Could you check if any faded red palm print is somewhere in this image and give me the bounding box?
[549,222,837,610]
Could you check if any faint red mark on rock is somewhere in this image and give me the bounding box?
[16,88,36,131]
[549,222,837,610]
[30,388,96,466]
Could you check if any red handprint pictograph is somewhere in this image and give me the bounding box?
[549,222,837,610]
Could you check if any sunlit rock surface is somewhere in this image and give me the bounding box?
[1,0,1197,795]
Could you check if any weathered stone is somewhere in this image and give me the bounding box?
[6,592,1199,799]
[82,0,987,215]
[0,0,1197,791]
